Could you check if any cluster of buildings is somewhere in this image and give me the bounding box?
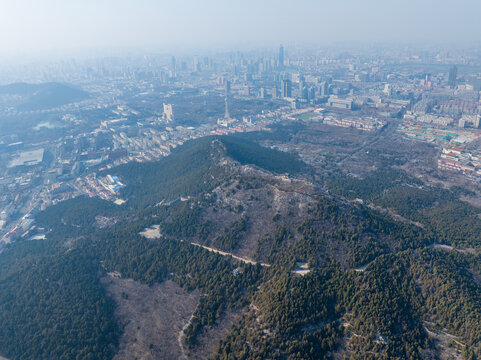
[403,112,481,129]
[437,98,481,116]
[99,175,125,194]
[458,114,481,128]
[438,147,481,177]
[398,122,480,145]
[77,175,121,201]
[4,44,481,246]
[322,115,387,131]
[404,112,454,126]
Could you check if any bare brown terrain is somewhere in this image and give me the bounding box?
[102,276,200,360]
[422,322,464,360]
[186,310,244,360]
[263,121,440,180]
[198,164,319,261]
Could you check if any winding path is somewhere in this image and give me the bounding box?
[177,314,194,360]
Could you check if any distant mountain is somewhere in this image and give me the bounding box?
[0,82,89,110]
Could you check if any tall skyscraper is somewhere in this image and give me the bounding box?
[308,87,316,102]
[193,57,201,72]
[282,79,292,98]
[279,45,284,69]
[299,81,305,93]
[171,56,176,71]
[301,86,309,101]
[271,87,278,99]
[258,88,266,99]
[224,96,230,119]
[224,80,231,95]
[448,66,458,88]
[320,81,329,96]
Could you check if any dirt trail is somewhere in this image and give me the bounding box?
[178,314,194,360]
[191,242,270,267]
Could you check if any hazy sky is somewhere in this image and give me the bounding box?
[1,0,481,55]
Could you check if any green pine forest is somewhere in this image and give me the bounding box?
[1,135,481,359]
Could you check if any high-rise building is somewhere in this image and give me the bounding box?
[320,81,329,96]
[258,88,266,99]
[383,84,391,96]
[301,86,309,100]
[299,81,305,93]
[470,76,481,92]
[224,80,231,95]
[171,56,176,71]
[282,79,292,98]
[224,96,230,119]
[194,57,201,72]
[424,74,432,88]
[271,87,278,99]
[163,104,174,122]
[448,66,458,88]
[279,44,284,69]
[459,115,481,128]
[308,87,316,101]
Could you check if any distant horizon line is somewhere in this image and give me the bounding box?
[2,40,481,61]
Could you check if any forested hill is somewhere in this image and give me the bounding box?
[112,135,308,209]
[0,82,89,110]
[2,134,481,359]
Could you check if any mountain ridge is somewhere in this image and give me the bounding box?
[1,135,481,359]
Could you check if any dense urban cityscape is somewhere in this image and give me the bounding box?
[2,46,481,249]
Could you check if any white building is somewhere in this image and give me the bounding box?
[163,104,174,122]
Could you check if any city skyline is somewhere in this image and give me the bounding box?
[1,0,481,57]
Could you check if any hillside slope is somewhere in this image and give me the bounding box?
[0,82,89,110]
[1,135,481,359]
